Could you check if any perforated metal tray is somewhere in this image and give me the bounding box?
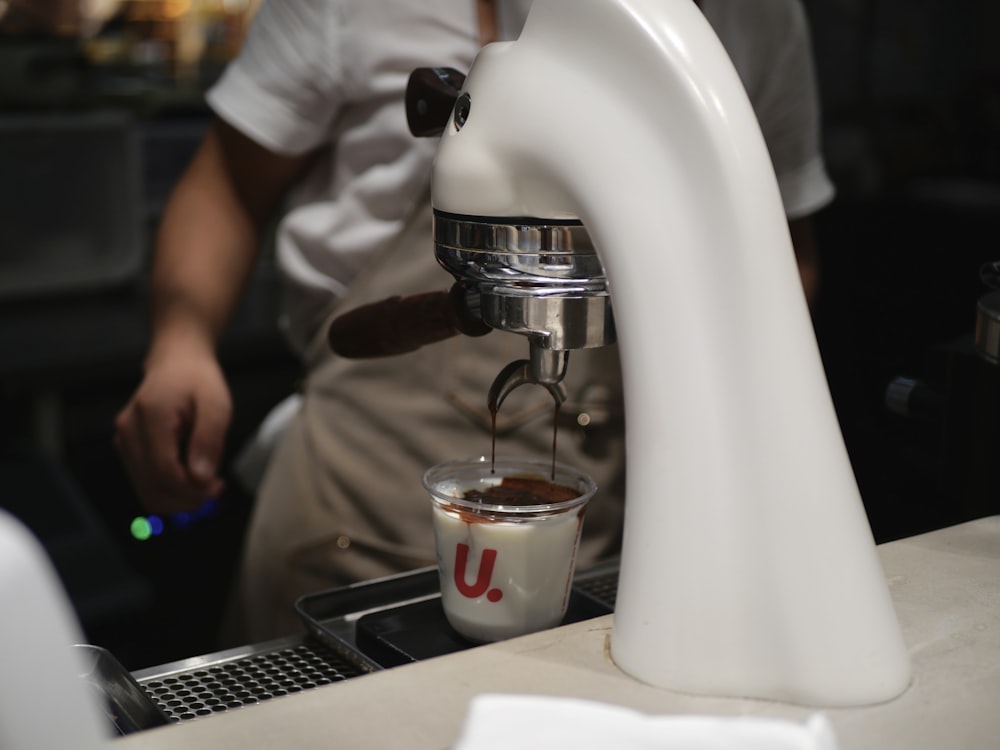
[130,635,367,724]
[125,560,618,727]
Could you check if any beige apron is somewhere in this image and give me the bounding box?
[232,192,626,642]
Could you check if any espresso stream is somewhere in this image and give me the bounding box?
[476,401,576,504]
[489,396,562,480]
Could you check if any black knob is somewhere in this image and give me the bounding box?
[406,67,467,137]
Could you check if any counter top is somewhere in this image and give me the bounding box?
[118,517,1000,749]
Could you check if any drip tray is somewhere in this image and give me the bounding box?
[120,561,618,731]
[355,596,609,667]
[295,561,618,674]
[132,637,365,725]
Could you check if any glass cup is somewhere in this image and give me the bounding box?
[422,456,597,643]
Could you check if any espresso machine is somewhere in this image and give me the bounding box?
[0,509,108,749]
[332,0,912,706]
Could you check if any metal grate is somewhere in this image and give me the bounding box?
[138,641,366,723]
[136,567,620,724]
[574,571,618,609]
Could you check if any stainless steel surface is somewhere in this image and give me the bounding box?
[530,346,569,385]
[131,635,365,724]
[433,211,616,355]
[434,213,603,282]
[488,357,567,415]
[75,644,169,736]
[295,566,444,674]
[481,291,614,351]
[125,563,618,729]
[296,561,619,674]
[575,562,619,608]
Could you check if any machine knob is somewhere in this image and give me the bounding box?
[406,67,466,137]
[884,376,943,424]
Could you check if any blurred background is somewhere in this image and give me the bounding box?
[1,0,998,670]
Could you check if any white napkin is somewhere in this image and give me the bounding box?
[452,694,840,750]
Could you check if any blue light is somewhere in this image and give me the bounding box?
[127,498,223,540]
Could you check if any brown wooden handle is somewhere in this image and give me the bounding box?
[327,285,490,358]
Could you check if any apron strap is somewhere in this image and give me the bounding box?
[477,0,498,45]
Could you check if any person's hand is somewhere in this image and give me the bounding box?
[114,345,232,514]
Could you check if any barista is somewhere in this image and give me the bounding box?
[114,0,833,643]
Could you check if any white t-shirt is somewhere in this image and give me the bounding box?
[207,0,486,354]
[700,0,835,220]
[207,0,833,355]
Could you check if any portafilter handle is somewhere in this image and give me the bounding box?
[327,282,490,358]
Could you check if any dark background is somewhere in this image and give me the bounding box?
[2,0,999,671]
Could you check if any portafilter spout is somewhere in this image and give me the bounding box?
[488,357,567,417]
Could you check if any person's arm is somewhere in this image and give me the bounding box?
[114,119,313,512]
[789,215,820,307]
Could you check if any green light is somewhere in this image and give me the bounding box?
[130,516,153,541]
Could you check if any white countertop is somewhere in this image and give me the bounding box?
[118,517,1000,749]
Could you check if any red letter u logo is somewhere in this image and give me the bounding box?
[454,543,499,599]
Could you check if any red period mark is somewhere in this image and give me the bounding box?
[454,543,503,601]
